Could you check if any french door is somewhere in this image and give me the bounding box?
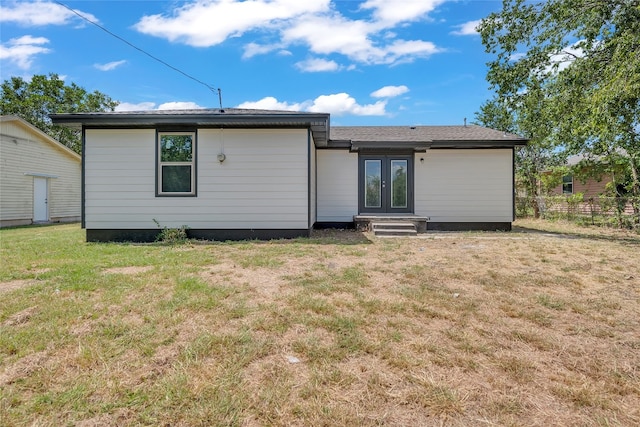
[359,154,413,214]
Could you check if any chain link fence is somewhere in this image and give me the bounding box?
[516,195,640,229]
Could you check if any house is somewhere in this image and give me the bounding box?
[0,115,81,228]
[50,109,527,241]
[549,154,612,197]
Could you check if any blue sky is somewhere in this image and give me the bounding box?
[1,0,505,126]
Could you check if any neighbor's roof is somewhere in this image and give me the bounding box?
[50,108,331,146]
[0,115,81,161]
[330,125,527,150]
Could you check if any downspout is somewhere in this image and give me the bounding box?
[307,129,312,235]
[512,146,516,222]
[81,126,86,229]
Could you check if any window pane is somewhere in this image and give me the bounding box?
[562,175,573,194]
[162,165,192,193]
[161,134,193,162]
[391,160,407,208]
[365,160,381,208]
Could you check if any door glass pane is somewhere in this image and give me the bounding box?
[390,160,407,208]
[365,160,381,208]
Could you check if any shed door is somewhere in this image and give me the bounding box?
[33,177,49,222]
[359,155,413,214]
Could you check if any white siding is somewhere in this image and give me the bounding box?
[84,128,309,229]
[317,150,358,222]
[0,119,81,226]
[415,149,513,222]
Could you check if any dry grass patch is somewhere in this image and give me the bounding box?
[0,221,639,426]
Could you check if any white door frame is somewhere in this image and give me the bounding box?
[33,176,49,222]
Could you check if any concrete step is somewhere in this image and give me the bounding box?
[372,222,417,230]
[372,221,417,237]
[374,229,418,237]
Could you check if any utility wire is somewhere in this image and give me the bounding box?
[54,1,220,98]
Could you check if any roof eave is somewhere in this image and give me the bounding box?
[431,139,528,148]
[50,112,331,146]
[349,140,433,152]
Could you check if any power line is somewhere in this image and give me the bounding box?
[54,1,220,99]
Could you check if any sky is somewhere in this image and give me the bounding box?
[1,0,506,126]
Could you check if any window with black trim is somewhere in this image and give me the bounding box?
[562,174,573,194]
[158,132,196,196]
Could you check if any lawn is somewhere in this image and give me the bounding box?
[1,220,639,426]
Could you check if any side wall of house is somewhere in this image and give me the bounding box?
[0,121,81,227]
[415,149,513,225]
[84,128,309,234]
[316,149,358,223]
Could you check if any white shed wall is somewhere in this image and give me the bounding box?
[414,149,513,222]
[316,150,358,222]
[84,128,309,229]
[0,120,80,226]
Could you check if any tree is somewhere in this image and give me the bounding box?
[478,0,640,223]
[475,89,564,218]
[0,74,118,154]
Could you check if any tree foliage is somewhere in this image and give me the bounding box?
[478,0,640,221]
[475,93,564,217]
[0,74,118,154]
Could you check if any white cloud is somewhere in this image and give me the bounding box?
[238,92,387,116]
[450,19,481,36]
[114,101,204,111]
[547,45,585,73]
[509,52,526,62]
[94,60,127,71]
[135,0,444,67]
[295,58,340,72]
[115,102,156,112]
[308,93,387,116]
[0,35,51,69]
[360,0,445,26]
[371,85,409,98]
[135,0,330,47]
[282,13,440,65]
[242,42,280,59]
[0,1,99,26]
[237,96,306,111]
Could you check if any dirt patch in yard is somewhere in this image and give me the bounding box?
[0,279,38,294]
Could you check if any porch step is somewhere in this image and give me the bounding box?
[354,215,428,234]
[371,222,417,237]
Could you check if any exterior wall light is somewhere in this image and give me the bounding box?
[217,153,226,162]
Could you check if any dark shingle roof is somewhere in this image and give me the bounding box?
[50,108,331,145]
[331,125,525,142]
[50,109,527,149]
[329,125,527,149]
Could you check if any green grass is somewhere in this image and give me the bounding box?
[1,222,639,426]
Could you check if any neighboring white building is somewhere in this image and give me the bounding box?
[1,115,81,228]
[50,109,526,241]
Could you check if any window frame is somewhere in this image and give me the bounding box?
[156,130,197,197]
[562,174,573,195]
